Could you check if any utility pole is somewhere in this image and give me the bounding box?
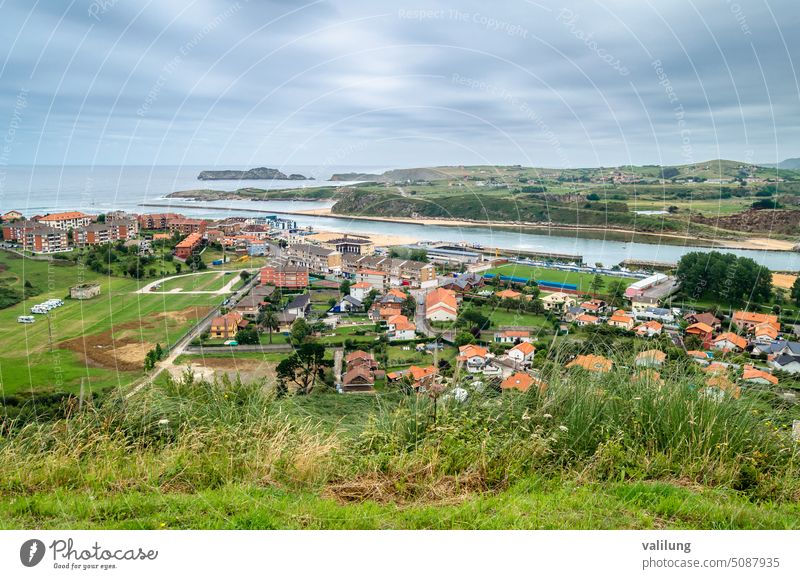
[78,378,85,411]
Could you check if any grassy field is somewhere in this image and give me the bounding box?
[486,264,635,292]
[0,353,798,529]
[0,251,222,395]
[466,303,551,330]
[317,324,379,346]
[158,271,235,292]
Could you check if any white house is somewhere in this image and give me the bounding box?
[387,314,416,341]
[541,292,576,312]
[349,281,374,301]
[425,288,458,322]
[507,342,536,365]
[336,295,363,313]
[494,329,532,344]
[458,344,488,373]
[770,354,800,374]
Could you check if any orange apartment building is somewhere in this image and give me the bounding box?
[174,232,204,260]
[137,213,184,230]
[168,218,208,235]
[259,264,309,289]
[35,211,93,230]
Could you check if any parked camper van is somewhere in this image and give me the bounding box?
[17,315,35,324]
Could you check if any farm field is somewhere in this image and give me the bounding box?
[486,264,636,293]
[0,251,221,395]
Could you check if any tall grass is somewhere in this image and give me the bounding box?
[0,361,797,506]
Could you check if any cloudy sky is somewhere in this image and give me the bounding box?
[0,0,798,168]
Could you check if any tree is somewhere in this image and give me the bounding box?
[792,277,800,307]
[454,331,476,347]
[239,270,251,282]
[661,166,679,179]
[339,279,351,294]
[501,297,518,312]
[362,289,379,312]
[235,327,260,345]
[457,308,491,330]
[275,342,326,395]
[187,251,207,272]
[409,249,429,263]
[589,274,604,295]
[401,295,416,318]
[257,309,280,344]
[290,317,312,345]
[676,251,772,306]
[175,262,182,274]
[606,279,627,307]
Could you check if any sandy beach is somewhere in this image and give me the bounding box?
[305,230,419,247]
[295,207,798,253]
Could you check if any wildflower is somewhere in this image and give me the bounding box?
[559,425,568,432]
[543,413,553,419]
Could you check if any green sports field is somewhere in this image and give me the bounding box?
[486,263,635,293]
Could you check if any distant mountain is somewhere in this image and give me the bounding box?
[197,167,311,180]
[776,158,800,169]
[330,167,456,182]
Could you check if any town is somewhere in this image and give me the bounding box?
[1,207,798,409]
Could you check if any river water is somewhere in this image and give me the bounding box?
[1,165,798,270]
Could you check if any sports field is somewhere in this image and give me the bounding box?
[0,251,221,395]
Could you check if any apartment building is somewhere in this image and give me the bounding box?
[167,218,208,235]
[283,243,342,274]
[174,232,204,260]
[320,234,374,256]
[137,213,184,230]
[259,264,309,289]
[16,223,69,253]
[342,253,436,287]
[35,211,93,230]
[75,220,137,246]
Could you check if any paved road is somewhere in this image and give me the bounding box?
[412,288,455,343]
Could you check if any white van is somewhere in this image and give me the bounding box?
[31,305,49,314]
[17,315,35,324]
[45,299,63,307]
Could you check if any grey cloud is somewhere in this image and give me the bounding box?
[0,0,797,167]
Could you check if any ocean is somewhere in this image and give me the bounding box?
[0,164,798,270]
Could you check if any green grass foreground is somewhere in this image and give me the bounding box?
[1,358,798,530]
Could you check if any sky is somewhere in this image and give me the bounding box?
[0,0,798,169]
